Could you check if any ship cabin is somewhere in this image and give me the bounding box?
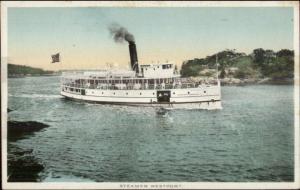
[61,62,217,92]
[139,63,179,78]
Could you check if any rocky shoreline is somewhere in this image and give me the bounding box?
[220,77,293,86]
[7,120,50,182]
[8,73,60,78]
[8,121,49,142]
[190,76,293,86]
[8,144,44,182]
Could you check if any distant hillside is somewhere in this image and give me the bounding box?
[8,64,54,77]
[180,49,294,81]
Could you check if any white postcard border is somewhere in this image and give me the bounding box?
[1,1,299,189]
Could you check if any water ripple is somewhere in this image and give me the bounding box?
[8,77,294,182]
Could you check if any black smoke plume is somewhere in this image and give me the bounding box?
[108,23,135,43]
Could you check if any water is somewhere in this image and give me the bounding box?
[8,76,294,182]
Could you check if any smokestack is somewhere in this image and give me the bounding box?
[129,42,139,74]
[108,23,139,74]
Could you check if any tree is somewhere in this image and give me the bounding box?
[276,49,294,57]
[253,48,265,67]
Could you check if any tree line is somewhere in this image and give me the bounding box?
[8,64,54,76]
[180,49,294,80]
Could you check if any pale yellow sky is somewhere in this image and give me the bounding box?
[9,44,234,71]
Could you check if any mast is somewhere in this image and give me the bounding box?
[216,54,219,80]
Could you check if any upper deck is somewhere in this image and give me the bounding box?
[62,62,179,79]
[61,62,218,90]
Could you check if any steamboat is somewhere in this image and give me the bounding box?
[60,41,222,109]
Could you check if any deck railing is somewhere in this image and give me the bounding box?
[62,80,218,90]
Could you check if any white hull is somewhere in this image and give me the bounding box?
[60,84,222,109]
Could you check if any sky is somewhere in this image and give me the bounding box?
[8,7,294,71]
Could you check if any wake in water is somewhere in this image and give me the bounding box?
[8,94,62,99]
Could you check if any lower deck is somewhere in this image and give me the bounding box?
[61,84,222,109]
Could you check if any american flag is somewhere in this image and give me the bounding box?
[51,53,60,63]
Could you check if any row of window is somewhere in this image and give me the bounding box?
[64,87,207,96]
[89,91,207,95]
[64,88,81,93]
[143,64,172,71]
[91,91,156,96]
[186,91,206,94]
